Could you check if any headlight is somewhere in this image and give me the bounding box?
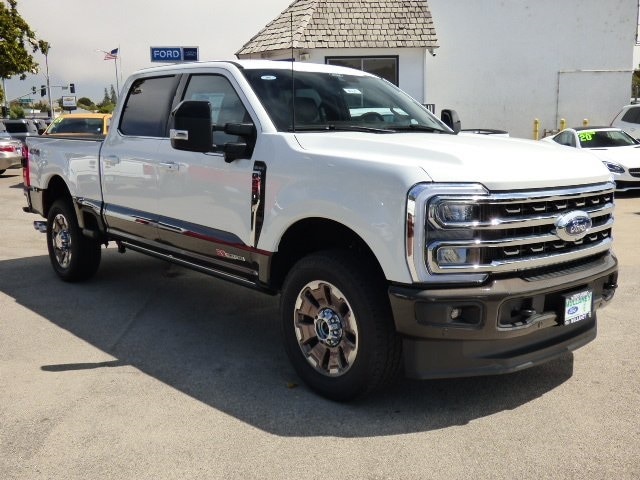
[435,202,479,225]
[602,161,625,174]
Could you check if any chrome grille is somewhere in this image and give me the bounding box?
[629,168,640,178]
[425,183,615,275]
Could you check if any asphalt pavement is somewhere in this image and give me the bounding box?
[1,167,639,480]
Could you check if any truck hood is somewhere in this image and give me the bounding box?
[293,132,613,190]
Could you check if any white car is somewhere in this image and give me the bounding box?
[541,127,640,191]
[610,104,640,139]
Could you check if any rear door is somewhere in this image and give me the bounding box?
[100,74,181,243]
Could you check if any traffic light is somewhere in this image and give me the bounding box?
[69,83,75,94]
[31,86,36,95]
[40,85,46,97]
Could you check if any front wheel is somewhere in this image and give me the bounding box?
[280,250,402,401]
[46,199,101,282]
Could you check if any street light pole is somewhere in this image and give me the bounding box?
[44,51,54,120]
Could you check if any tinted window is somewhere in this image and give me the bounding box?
[4,122,28,133]
[120,75,178,137]
[621,106,640,124]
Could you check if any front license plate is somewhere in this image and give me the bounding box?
[563,290,593,325]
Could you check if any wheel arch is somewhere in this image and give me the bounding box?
[269,217,386,292]
[42,175,72,218]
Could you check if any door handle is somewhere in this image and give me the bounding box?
[103,155,120,166]
[159,162,180,171]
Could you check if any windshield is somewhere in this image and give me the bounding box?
[578,129,638,148]
[242,68,450,133]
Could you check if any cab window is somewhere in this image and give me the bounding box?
[182,74,251,149]
[120,75,179,137]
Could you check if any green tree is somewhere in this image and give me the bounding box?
[109,84,117,104]
[77,96,95,111]
[99,87,110,107]
[0,1,48,101]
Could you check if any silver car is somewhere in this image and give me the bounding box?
[0,122,23,174]
[0,132,23,174]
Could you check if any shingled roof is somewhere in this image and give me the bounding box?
[236,0,438,56]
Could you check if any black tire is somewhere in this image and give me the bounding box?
[46,199,101,282]
[280,250,402,401]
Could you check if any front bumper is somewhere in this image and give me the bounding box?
[388,253,618,379]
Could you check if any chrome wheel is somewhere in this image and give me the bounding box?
[51,212,72,269]
[293,280,359,377]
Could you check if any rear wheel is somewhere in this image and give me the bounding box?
[46,199,101,282]
[280,250,402,401]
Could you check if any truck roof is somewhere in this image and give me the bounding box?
[131,59,373,77]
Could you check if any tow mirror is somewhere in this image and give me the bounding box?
[441,109,462,134]
[220,122,256,163]
[170,100,213,152]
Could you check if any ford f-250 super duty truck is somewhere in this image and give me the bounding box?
[23,60,618,401]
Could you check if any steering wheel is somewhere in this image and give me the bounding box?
[360,112,385,124]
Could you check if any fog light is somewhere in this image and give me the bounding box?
[437,247,480,266]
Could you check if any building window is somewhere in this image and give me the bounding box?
[325,56,398,85]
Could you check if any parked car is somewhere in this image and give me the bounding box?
[0,132,24,175]
[541,126,640,191]
[43,113,112,136]
[32,118,48,134]
[610,104,640,139]
[3,118,40,144]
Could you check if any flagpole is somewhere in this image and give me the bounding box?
[114,57,119,97]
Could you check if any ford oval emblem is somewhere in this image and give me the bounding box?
[554,211,592,242]
[567,306,579,315]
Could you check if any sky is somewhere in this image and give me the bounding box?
[4,0,294,104]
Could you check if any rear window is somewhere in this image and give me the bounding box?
[4,123,28,133]
[621,106,640,124]
[47,117,106,135]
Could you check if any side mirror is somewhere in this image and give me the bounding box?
[441,109,461,134]
[170,100,213,152]
[220,122,257,163]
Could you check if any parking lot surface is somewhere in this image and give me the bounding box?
[1,168,639,479]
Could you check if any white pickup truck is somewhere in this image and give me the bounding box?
[23,60,618,400]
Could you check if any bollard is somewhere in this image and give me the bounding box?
[533,118,540,140]
[560,118,566,131]
[583,118,589,127]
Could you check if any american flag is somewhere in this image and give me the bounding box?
[104,48,118,60]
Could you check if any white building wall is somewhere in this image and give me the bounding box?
[427,0,637,138]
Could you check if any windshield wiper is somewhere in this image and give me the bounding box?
[391,125,451,134]
[288,125,395,134]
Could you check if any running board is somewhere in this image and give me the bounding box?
[120,240,259,289]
